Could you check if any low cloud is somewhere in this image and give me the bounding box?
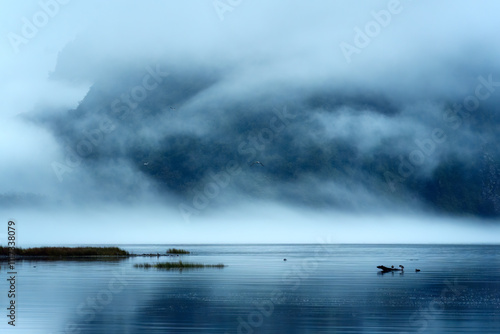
[2,0,500,243]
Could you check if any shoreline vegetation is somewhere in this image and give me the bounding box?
[0,246,190,260]
[0,246,129,258]
[134,261,225,270]
[166,248,190,254]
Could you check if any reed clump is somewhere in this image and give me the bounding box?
[166,248,190,254]
[0,246,129,257]
[134,260,225,269]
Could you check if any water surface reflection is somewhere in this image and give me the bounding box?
[1,244,498,333]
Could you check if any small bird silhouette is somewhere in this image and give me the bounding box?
[143,162,149,166]
[169,106,176,110]
[251,161,264,167]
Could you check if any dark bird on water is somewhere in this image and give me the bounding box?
[169,106,176,110]
[251,161,264,167]
[415,269,421,272]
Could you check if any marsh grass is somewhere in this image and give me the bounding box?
[134,260,225,270]
[166,248,190,254]
[0,246,129,257]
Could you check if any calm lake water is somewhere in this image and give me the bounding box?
[1,244,499,333]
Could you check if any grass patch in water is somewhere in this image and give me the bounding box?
[166,248,190,254]
[134,260,225,269]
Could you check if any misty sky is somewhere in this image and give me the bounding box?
[1,0,500,244]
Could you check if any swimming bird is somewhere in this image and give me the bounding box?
[415,269,420,272]
[283,258,287,261]
[399,265,404,271]
[251,161,264,167]
[144,162,149,166]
